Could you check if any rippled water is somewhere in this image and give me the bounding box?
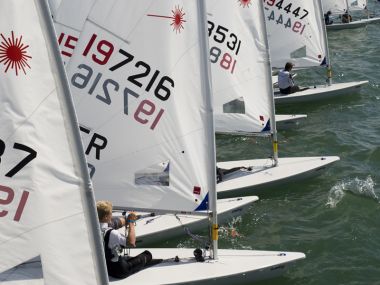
[165,2,380,285]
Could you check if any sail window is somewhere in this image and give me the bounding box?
[290,46,307,59]
[223,97,245,114]
[135,161,170,186]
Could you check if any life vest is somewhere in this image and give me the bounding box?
[103,228,129,278]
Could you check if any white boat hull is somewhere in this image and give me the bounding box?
[274,81,368,104]
[0,249,305,285]
[132,196,258,247]
[217,156,340,198]
[275,114,307,130]
[326,17,380,31]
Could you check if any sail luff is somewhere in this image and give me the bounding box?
[36,0,109,283]
[197,0,218,260]
[318,0,333,85]
[259,0,279,165]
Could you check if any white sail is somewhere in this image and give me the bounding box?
[208,0,272,134]
[47,0,63,15]
[348,0,367,11]
[322,0,348,14]
[66,0,215,213]
[264,0,328,69]
[0,0,107,284]
[49,0,96,64]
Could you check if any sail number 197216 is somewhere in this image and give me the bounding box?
[71,33,174,131]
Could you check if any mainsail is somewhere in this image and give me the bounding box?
[66,0,215,214]
[322,0,349,15]
[47,0,63,15]
[264,0,328,69]
[347,0,367,11]
[322,0,367,14]
[207,0,273,135]
[0,0,107,284]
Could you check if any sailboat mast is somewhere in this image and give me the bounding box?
[318,0,333,86]
[364,0,370,19]
[345,0,350,14]
[198,0,218,259]
[37,0,109,283]
[260,0,279,166]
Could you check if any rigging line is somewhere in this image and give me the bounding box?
[174,215,210,247]
[4,88,55,142]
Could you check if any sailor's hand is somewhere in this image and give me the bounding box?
[127,212,138,224]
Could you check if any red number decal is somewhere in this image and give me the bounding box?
[82,34,114,65]
[0,185,14,218]
[134,100,164,130]
[0,185,30,222]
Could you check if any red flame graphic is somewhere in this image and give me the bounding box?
[147,6,186,33]
[171,6,186,33]
[0,31,31,75]
[238,0,252,8]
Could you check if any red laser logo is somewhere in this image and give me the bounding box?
[0,31,31,76]
[147,6,186,33]
[238,0,252,8]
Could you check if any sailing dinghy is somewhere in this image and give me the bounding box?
[205,0,339,198]
[322,0,380,30]
[48,0,259,247]
[264,0,368,104]
[0,0,108,284]
[1,1,305,284]
[64,0,305,283]
[208,1,306,132]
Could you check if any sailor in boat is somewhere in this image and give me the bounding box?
[324,11,334,25]
[278,62,309,95]
[341,12,353,23]
[216,166,252,183]
[97,201,162,279]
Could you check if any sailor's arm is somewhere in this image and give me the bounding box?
[126,213,137,247]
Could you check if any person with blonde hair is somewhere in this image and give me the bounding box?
[96,200,161,279]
